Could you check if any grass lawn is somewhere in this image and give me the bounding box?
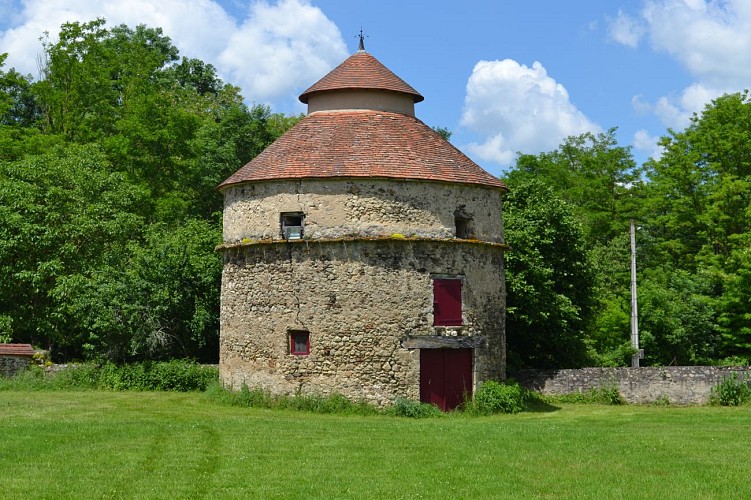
[1,391,749,499]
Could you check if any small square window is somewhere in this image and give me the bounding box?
[281,212,305,240]
[290,331,310,355]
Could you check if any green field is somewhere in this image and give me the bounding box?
[1,391,749,499]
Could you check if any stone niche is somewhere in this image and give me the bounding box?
[219,238,505,406]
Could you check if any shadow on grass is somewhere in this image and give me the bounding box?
[525,399,561,413]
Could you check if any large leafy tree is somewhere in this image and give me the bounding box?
[0,145,148,356]
[503,180,596,369]
[642,91,751,268]
[637,267,720,365]
[0,53,59,160]
[0,19,299,362]
[66,219,221,362]
[34,19,179,142]
[504,130,640,367]
[508,128,640,246]
[642,91,751,360]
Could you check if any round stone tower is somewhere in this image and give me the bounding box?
[218,44,508,410]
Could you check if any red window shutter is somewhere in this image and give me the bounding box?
[433,279,462,326]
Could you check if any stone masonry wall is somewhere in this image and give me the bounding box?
[515,367,751,404]
[0,355,31,377]
[222,178,504,244]
[220,238,505,406]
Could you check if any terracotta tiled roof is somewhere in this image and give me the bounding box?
[219,110,506,189]
[0,343,35,356]
[299,51,424,104]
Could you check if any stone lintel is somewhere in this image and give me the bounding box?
[401,335,487,349]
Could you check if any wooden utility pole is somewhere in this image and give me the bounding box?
[630,219,641,367]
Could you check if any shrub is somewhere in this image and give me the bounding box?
[0,361,218,392]
[715,356,750,367]
[388,398,444,418]
[710,373,751,406]
[49,364,101,389]
[0,365,46,390]
[652,395,671,406]
[148,360,217,391]
[595,384,626,405]
[469,380,527,415]
[207,384,380,416]
[93,361,218,391]
[544,383,625,405]
[235,384,274,408]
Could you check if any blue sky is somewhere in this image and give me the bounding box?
[2,0,750,177]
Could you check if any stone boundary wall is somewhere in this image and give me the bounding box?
[514,366,751,405]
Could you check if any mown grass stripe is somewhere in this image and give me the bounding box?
[0,391,749,498]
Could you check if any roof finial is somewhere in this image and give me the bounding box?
[356,28,367,52]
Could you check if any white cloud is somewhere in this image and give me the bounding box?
[0,0,237,77]
[460,59,600,166]
[652,82,718,129]
[0,0,346,105]
[631,95,653,115]
[633,129,664,160]
[218,0,347,107]
[617,1,751,130]
[608,10,645,48]
[642,0,751,87]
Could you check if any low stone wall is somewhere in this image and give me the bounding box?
[514,366,751,405]
[0,356,31,377]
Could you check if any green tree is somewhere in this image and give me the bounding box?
[637,268,720,365]
[67,219,221,362]
[0,53,60,160]
[0,144,148,355]
[642,91,751,268]
[584,232,633,366]
[432,126,452,142]
[508,128,639,246]
[0,53,40,127]
[34,19,179,142]
[0,19,303,362]
[186,104,299,218]
[642,91,751,359]
[503,180,596,369]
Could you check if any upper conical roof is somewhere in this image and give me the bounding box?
[299,50,424,104]
[219,50,505,191]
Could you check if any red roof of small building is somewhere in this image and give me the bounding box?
[299,50,424,104]
[0,343,35,356]
[218,110,506,189]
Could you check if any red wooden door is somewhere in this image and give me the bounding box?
[419,348,472,411]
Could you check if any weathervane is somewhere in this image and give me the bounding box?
[356,28,368,51]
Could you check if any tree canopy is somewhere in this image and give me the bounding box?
[504,179,595,368]
[504,92,751,367]
[0,19,297,362]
